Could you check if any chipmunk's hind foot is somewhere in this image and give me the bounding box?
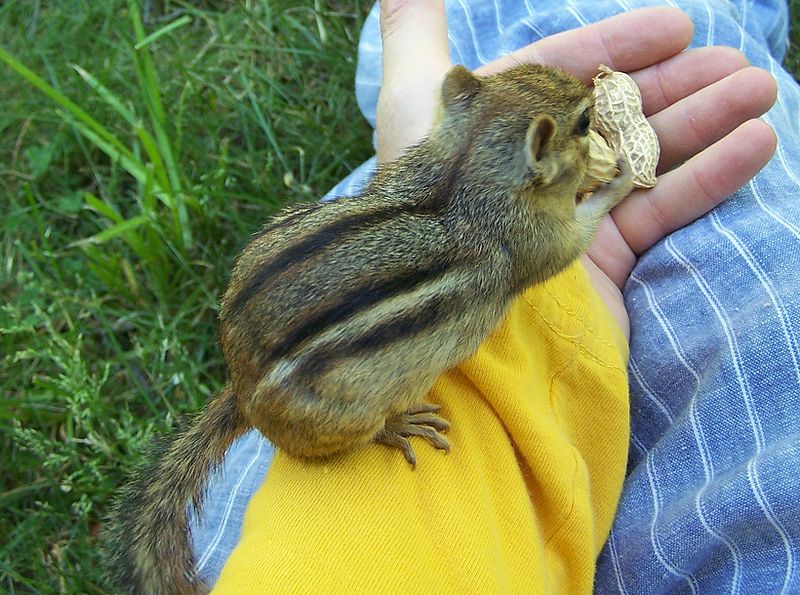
[374,403,450,468]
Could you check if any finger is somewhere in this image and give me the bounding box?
[650,67,777,173]
[630,46,751,115]
[477,7,693,82]
[612,119,777,255]
[377,0,451,162]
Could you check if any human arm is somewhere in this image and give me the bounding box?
[376,0,777,336]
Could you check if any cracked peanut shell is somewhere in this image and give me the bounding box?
[592,65,659,188]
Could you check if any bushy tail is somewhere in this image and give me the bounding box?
[105,385,247,594]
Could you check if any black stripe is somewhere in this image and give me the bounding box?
[251,202,320,241]
[226,202,437,317]
[347,292,453,351]
[266,260,453,364]
[298,291,457,378]
[227,206,400,316]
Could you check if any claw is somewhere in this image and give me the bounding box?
[373,402,451,469]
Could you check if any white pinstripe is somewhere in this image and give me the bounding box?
[629,273,702,392]
[566,2,589,27]
[491,0,506,37]
[665,237,764,449]
[628,273,736,592]
[771,132,800,193]
[780,14,790,51]
[631,431,648,458]
[747,456,794,593]
[629,357,675,424]
[521,0,548,40]
[607,529,631,595]
[359,40,380,53]
[703,0,716,47]
[612,0,633,13]
[521,20,547,43]
[454,0,490,65]
[448,32,467,66]
[644,447,701,593]
[196,439,266,572]
[687,395,745,595]
[663,234,800,590]
[522,0,535,18]
[762,63,800,180]
[765,57,800,136]
[739,0,748,51]
[662,240,758,593]
[749,177,800,241]
[356,78,381,88]
[710,210,800,384]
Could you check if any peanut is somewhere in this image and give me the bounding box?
[592,65,659,188]
[581,128,619,195]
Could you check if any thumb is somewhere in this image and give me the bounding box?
[380,0,450,83]
[377,0,452,163]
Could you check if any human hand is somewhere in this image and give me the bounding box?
[376,0,777,338]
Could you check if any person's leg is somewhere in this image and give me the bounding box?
[187,431,272,583]
[593,2,800,590]
[192,0,800,590]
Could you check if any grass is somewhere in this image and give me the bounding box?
[1,0,798,592]
[1,0,371,591]
[788,0,800,78]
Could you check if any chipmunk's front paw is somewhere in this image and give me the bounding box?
[374,403,450,468]
[594,155,634,205]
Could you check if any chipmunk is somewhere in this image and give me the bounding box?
[105,64,634,594]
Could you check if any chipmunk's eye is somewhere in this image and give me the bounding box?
[575,110,591,136]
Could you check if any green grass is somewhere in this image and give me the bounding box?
[788,0,800,78]
[1,0,799,591]
[1,0,371,591]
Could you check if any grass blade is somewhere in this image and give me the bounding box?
[135,124,173,198]
[128,0,191,248]
[83,191,123,224]
[240,72,289,172]
[72,215,150,246]
[0,46,135,165]
[64,117,169,203]
[135,125,188,246]
[72,64,138,127]
[127,0,165,125]
[133,15,192,50]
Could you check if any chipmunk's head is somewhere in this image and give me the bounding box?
[437,64,607,220]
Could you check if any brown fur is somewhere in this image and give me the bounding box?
[105,64,633,593]
[106,386,247,593]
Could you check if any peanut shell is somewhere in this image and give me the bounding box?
[592,65,659,188]
[581,128,618,190]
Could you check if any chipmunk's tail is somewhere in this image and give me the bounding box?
[105,385,248,594]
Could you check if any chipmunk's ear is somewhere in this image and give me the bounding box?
[441,65,482,109]
[525,114,558,183]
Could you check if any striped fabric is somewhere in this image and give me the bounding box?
[190,1,800,592]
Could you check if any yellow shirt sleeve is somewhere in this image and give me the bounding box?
[212,262,630,594]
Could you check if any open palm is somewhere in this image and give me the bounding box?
[375,2,777,337]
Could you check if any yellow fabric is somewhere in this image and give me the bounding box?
[212,262,630,594]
